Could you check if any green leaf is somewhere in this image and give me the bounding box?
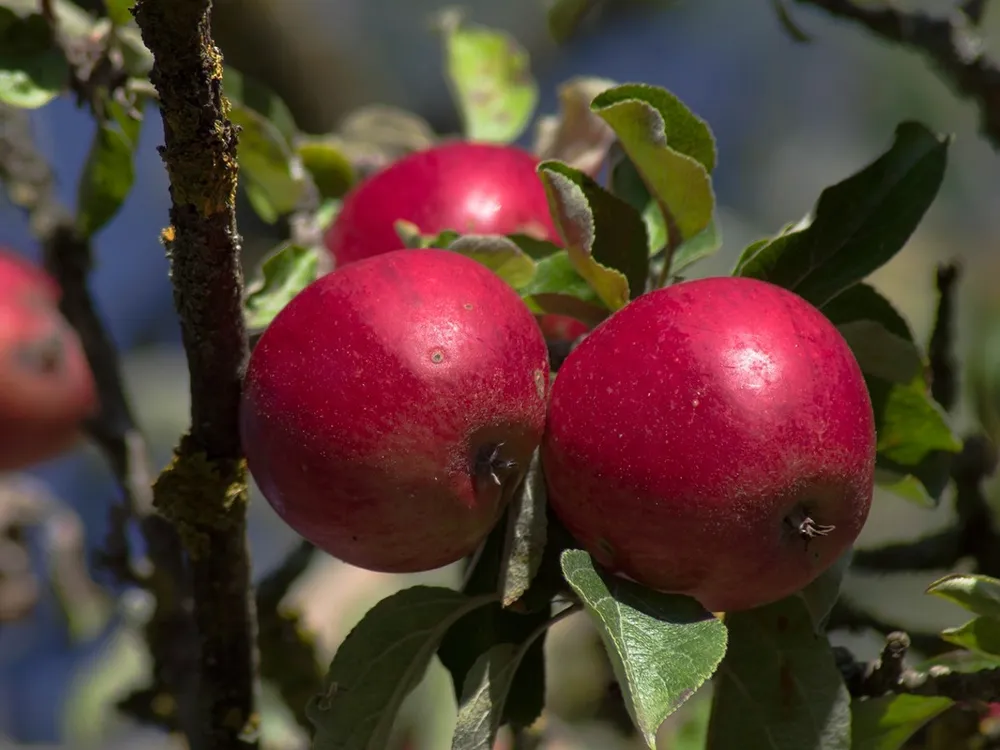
[873,469,935,508]
[223,66,298,143]
[229,102,305,223]
[76,105,142,237]
[561,550,727,748]
[534,76,617,177]
[546,0,600,43]
[438,10,537,144]
[591,84,715,263]
[868,376,961,466]
[244,243,320,333]
[0,9,69,109]
[797,549,852,633]
[296,138,355,200]
[821,284,923,384]
[498,450,547,607]
[519,250,601,304]
[104,0,134,27]
[734,122,950,308]
[447,235,539,290]
[850,694,952,750]
[537,160,647,307]
[926,573,1000,619]
[707,595,851,750]
[307,586,494,750]
[450,632,548,750]
[671,217,722,273]
[941,616,1000,656]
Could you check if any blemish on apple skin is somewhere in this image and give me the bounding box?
[463,303,474,311]
[430,350,445,364]
[533,369,546,400]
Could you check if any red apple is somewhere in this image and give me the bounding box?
[0,298,97,470]
[325,142,559,267]
[542,276,876,612]
[241,248,550,572]
[537,314,590,343]
[0,248,59,305]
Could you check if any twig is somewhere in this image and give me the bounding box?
[838,631,1000,701]
[795,0,1000,149]
[929,262,961,412]
[131,1,259,748]
[0,103,200,737]
[827,597,950,656]
[256,541,322,733]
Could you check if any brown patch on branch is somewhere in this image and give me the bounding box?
[132,0,258,747]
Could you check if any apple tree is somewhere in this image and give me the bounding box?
[0,0,999,749]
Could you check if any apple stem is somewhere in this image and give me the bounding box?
[785,506,836,544]
[475,442,519,487]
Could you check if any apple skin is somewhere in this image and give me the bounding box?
[537,314,590,343]
[241,248,551,573]
[325,142,559,267]
[0,252,96,470]
[542,276,876,612]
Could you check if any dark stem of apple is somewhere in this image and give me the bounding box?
[784,506,836,543]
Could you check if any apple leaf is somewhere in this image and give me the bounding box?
[538,160,648,307]
[534,76,618,177]
[498,450,548,607]
[450,629,552,750]
[438,10,537,145]
[822,283,923,384]
[307,586,495,750]
[867,376,961,466]
[608,143,722,268]
[243,243,320,333]
[734,122,950,308]
[229,102,306,223]
[873,469,935,508]
[447,235,539,290]
[821,283,958,500]
[941,616,1000,656]
[926,573,1000,618]
[591,84,715,270]
[438,490,557,732]
[839,321,924,385]
[560,550,727,748]
[76,102,142,238]
[0,8,68,109]
[850,694,952,750]
[223,66,299,143]
[707,595,851,750]
[546,0,600,43]
[296,138,356,200]
[797,549,852,633]
[104,0,133,27]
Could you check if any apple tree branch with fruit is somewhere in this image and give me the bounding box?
[1,0,1000,749]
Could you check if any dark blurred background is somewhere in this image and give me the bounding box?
[1,1,999,747]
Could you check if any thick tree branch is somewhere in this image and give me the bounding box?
[0,103,201,738]
[795,0,1000,149]
[131,1,258,748]
[838,631,1000,701]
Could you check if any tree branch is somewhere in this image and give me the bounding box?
[795,0,1000,149]
[131,1,258,748]
[838,631,1000,701]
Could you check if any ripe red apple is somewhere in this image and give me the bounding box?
[542,276,876,612]
[537,314,590,343]
[325,141,559,267]
[241,248,551,572]
[0,253,96,469]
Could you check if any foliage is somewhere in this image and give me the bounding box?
[1,1,999,750]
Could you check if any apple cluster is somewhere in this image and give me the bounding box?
[0,249,96,470]
[240,142,877,613]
